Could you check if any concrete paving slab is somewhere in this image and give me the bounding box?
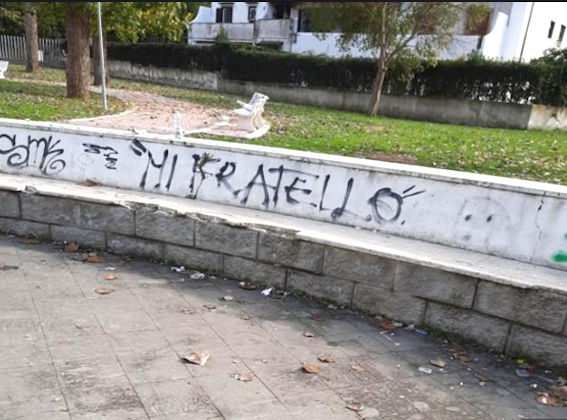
[0,236,564,420]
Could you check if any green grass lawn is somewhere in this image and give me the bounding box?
[0,79,126,121]
[4,64,567,185]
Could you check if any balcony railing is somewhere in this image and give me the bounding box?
[190,23,254,42]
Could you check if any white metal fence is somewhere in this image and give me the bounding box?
[0,35,65,66]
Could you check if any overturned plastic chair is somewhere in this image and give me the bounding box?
[0,61,9,79]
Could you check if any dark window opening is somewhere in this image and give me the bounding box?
[216,4,234,24]
[548,21,556,39]
[274,3,292,19]
[559,25,566,43]
[248,5,257,22]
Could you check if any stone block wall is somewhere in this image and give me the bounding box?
[2,189,567,368]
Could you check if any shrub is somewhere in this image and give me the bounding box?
[107,43,566,107]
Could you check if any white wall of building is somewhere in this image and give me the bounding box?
[192,2,567,62]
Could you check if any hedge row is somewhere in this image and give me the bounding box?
[107,43,564,107]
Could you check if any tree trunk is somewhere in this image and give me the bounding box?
[93,34,110,87]
[24,3,39,73]
[367,59,387,116]
[65,8,91,99]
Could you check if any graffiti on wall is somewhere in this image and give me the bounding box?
[0,133,426,226]
[0,133,66,175]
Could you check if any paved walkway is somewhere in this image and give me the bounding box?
[0,235,565,420]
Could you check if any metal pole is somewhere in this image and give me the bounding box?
[97,2,107,110]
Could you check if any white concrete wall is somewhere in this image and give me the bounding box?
[519,2,567,61]
[0,119,566,272]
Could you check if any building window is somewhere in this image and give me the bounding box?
[548,21,556,39]
[274,3,292,19]
[216,4,233,24]
[559,25,566,43]
[248,5,257,22]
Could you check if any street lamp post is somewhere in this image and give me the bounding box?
[97,2,107,110]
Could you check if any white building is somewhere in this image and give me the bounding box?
[189,2,567,61]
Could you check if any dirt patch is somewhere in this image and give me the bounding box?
[365,125,390,133]
[371,152,418,165]
[70,89,226,135]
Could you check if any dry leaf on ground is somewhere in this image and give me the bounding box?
[346,401,365,412]
[223,296,234,302]
[95,288,114,295]
[83,254,103,264]
[204,304,217,310]
[239,282,261,291]
[318,355,336,364]
[182,351,210,367]
[312,315,324,323]
[303,364,321,374]
[104,274,118,281]
[456,354,473,363]
[232,373,253,382]
[549,386,567,402]
[85,179,101,187]
[22,238,40,245]
[379,319,396,331]
[430,359,447,368]
[351,365,365,373]
[0,263,18,271]
[536,393,563,407]
[64,242,80,253]
[303,332,315,338]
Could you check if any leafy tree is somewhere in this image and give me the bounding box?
[302,2,490,116]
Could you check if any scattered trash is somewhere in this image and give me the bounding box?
[430,359,447,369]
[318,355,336,364]
[406,324,416,331]
[64,242,79,253]
[261,359,268,364]
[479,382,487,387]
[22,238,40,245]
[549,386,567,401]
[303,364,321,374]
[517,359,526,366]
[261,288,273,297]
[191,272,206,280]
[346,401,365,412]
[303,332,315,338]
[239,282,261,291]
[83,254,103,264]
[393,322,404,328]
[232,373,253,382]
[95,288,114,295]
[223,296,234,302]
[0,263,18,271]
[414,328,428,336]
[75,323,84,330]
[182,351,210,367]
[104,274,118,282]
[530,384,539,390]
[204,304,217,310]
[328,304,339,311]
[418,367,433,374]
[351,365,365,373]
[516,369,531,379]
[105,267,116,271]
[171,266,186,274]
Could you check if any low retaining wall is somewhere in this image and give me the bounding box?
[109,60,567,130]
[0,176,566,368]
[1,119,566,272]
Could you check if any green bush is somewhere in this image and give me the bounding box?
[107,43,567,107]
